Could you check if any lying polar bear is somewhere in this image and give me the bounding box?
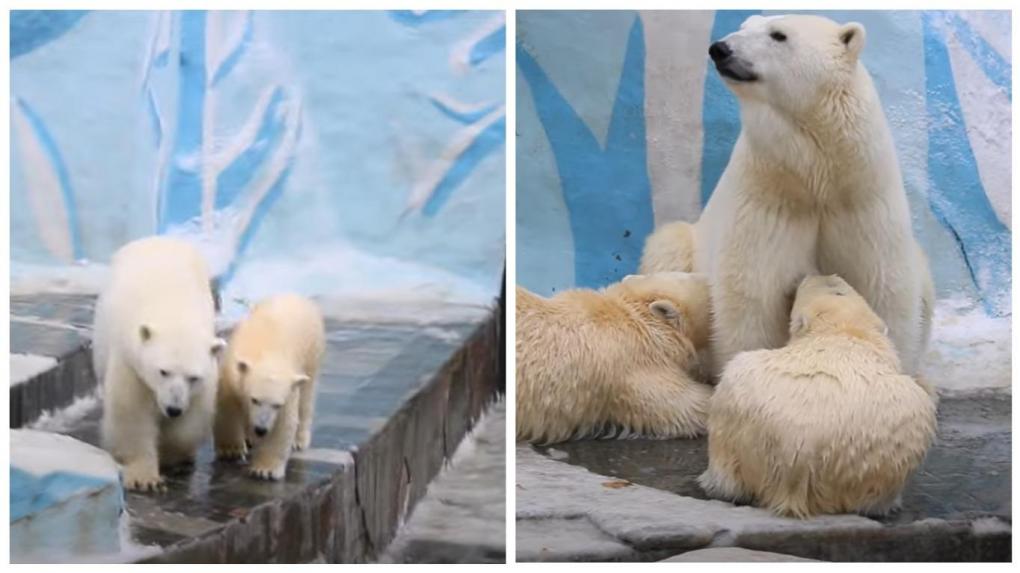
[698,275,937,518]
[516,272,713,444]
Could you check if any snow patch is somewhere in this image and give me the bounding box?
[924,295,1011,393]
[10,354,57,385]
[12,429,117,481]
[29,393,101,433]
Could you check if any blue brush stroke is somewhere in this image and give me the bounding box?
[699,9,761,207]
[210,11,254,88]
[470,23,505,67]
[923,13,1011,316]
[10,11,89,58]
[159,11,207,232]
[937,11,1011,100]
[518,16,653,289]
[145,88,162,148]
[429,96,498,124]
[15,98,84,261]
[422,115,505,217]
[10,467,117,522]
[216,87,288,209]
[388,10,464,27]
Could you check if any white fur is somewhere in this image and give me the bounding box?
[215,294,325,481]
[94,237,223,491]
[694,15,932,376]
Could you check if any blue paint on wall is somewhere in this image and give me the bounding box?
[210,12,254,88]
[388,10,464,27]
[423,115,506,217]
[923,13,1011,316]
[939,11,1011,100]
[517,17,653,288]
[159,11,207,232]
[10,467,117,522]
[10,11,89,58]
[699,9,761,207]
[470,23,506,67]
[216,86,289,210]
[429,97,499,124]
[15,98,84,261]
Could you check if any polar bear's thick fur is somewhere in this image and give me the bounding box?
[639,221,696,274]
[215,294,325,480]
[693,14,934,376]
[698,275,937,518]
[516,272,714,444]
[94,237,224,491]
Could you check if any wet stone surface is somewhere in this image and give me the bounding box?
[10,292,504,563]
[538,392,1011,525]
[522,391,1010,562]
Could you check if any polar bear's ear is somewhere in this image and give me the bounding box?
[650,300,684,330]
[211,338,226,357]
[839,22,866,60]
[139,325,153,342]
[291,374,311,388]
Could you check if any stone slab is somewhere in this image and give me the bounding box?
[662,547,818,562]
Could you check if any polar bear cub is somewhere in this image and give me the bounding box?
[94,236,224,492]
[699,275,937,518]
[516,272,713,444]
[694,14,934,376]
[215,293,325,480]
[639,221,696,274]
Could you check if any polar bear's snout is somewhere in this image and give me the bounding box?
[709,40,732,62]
[154,378,191,419]
[709,40,758,83]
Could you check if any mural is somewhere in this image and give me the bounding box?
[11,10,506,313]
[517,10,1011,319]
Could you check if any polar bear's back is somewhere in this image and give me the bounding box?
[712,339,936,516]
[103,236,215,326]
[230,294,325,375]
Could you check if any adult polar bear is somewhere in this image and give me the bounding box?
[694,14,933,375]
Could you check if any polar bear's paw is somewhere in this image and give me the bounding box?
[292,431,311,452]
[123,468,166,493]
[216,444,248,461]
[248,462,286,481]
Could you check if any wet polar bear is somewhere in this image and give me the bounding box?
[94,237,224,491]
[516,273,713,444]
[215,294,325,480]
[694,14,934,375]
[699,275,937,518]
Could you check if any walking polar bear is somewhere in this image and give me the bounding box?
[516,273,713,444]
[681,14,935,375]
[698,275,937,518]
[215,294,325,480]
[94,237,224,491]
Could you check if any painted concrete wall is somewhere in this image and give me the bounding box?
[517,10,1011,318]
[11,10,505,309]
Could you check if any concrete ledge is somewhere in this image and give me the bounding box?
[10,286,504,563]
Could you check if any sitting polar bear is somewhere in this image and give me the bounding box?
[215,293,325,480]
[94,237,224,491]
[516,272,713,444]
[691,14,934,375]
[698,275,937,518]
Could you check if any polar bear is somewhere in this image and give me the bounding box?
[516,272,713,444]
[698,275,937,518]
[693,14,933,376]
[639,221,696,274]
[214,293,325,480]
[94,237,224,492]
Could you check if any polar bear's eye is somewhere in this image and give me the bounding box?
[770,31,787,42]
[159,369,170,377]
[272,404,282,411]
[251,398,261,406]
[187,376,200,384]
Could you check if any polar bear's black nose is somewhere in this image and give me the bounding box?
[166,406,182,418]
[254,426,268,437]
[709,41,732,62]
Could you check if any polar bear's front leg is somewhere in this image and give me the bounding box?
[107,410,164,491]
[293,374,316,451]
[214,394,248,461]
[710,276,796,375]
[248,401,298,480]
